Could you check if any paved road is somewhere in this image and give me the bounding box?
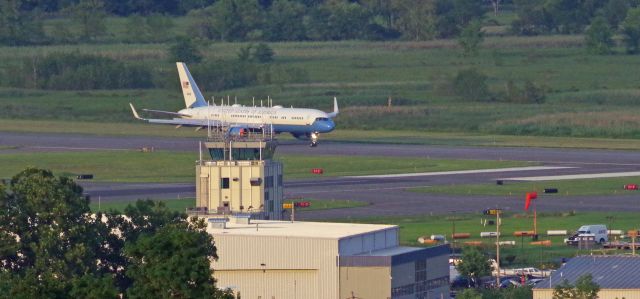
[2,131,640,218]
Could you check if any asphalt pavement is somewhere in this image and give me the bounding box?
[2,131,640,219]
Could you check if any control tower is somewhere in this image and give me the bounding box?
[193,128,283,220]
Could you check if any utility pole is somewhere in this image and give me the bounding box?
[496,209,501,287]
[485,208,502,287]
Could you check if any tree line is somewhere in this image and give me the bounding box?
[4,0,639,46]
[0,168,234,298]
[0,42,306,91]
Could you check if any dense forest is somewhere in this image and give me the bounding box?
[2,0,640,45]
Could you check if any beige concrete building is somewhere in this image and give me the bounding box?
[207,218,449,299]
[196,159,283,219]
[533,255,640,299]
[194,139,283,220]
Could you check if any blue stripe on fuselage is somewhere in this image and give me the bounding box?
[273,119,335,134]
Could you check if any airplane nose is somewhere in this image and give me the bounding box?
[327,119,335,131]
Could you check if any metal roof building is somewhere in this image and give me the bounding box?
[533,255,640,299]
[207,217,450,299]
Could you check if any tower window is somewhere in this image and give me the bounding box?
[221,178,230,189]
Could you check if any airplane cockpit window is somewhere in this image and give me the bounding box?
[315,117,329,121]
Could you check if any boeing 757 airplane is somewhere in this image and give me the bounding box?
[130,62,337,146]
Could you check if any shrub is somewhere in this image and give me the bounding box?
[168,36,203,63]
[1,52,153,90]
[622,8,640,54]
[458,20,484,57]
[585,16,614,55]
[253,43,274,63]
[451,68,492,102]
[189,60,257,91]
[502,80,546,104]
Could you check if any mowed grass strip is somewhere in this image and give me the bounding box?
[280,156,531,179]
[0,150,531,183]
[90,198,367,213]
[346,211,640,266]
[410,176,640,197]
[7,118,640,151]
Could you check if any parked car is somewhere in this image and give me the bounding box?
[451,276,472,289]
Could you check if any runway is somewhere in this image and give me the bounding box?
[2,131,640,219]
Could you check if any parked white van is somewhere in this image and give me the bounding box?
[565,224,608,244]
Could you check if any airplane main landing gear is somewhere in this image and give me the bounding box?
[310,132,319,147]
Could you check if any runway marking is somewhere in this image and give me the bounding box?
[503,171,640,181]
[344,166,575,179]
[287,180,370,187]
[291,185,432,194]
[28,146,132,151]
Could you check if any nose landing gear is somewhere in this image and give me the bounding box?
[310,132,319,147]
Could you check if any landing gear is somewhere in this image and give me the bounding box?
[310,132,319,147]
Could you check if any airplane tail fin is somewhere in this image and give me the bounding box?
[327,97,339,118]
[176,62,207,108]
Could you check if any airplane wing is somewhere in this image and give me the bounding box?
[144,118,224,127]
[130,103,221,127]
[129,103,263,129]
[142,108,191,117]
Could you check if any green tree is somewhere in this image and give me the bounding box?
[511,0,555,35]
[390,0,438,40]
[0,0,46,45]
[452,68,492,102]
[253,43,275,63]
[585,16,614,55]
[457,288,482,299]
[435,0,486,38]
[146,13,175,42]
[601,0,631,29]
[0,168,227,297]
[264,0,307,41]
[124,14,149,42]
[553,279,576,298]
[553,274,600,299]
[168,36,203,63]
[70,0,107,41]
[455,246,492,287]
[481,285,533,299]
[208,0,264,41]
[0,168,118,297]
[544,0,605,34]
[458,20,484,56]
[305,1,370,40]
[622,7,640,54]
[574,274,600,299]
[125,221,219,298]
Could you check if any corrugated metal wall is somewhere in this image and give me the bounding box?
[339,228,398,255]
[216,269,317,299]
[213,234,340,299]
[534,289,640,299]
[339,266,391,299]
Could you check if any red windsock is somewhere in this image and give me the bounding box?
[525,192,538,210]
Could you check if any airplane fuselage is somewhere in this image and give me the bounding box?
[179,105,336,135]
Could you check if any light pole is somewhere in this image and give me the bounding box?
[495,209,501,287]
[484,208,502,287]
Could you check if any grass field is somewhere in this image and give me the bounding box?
[0,150,531,182]
[89,198,368,213]
[346,211,640,267]
[2,35,640,139]
[411,176,640,197]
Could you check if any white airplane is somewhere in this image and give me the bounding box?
[130,62,338,146]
